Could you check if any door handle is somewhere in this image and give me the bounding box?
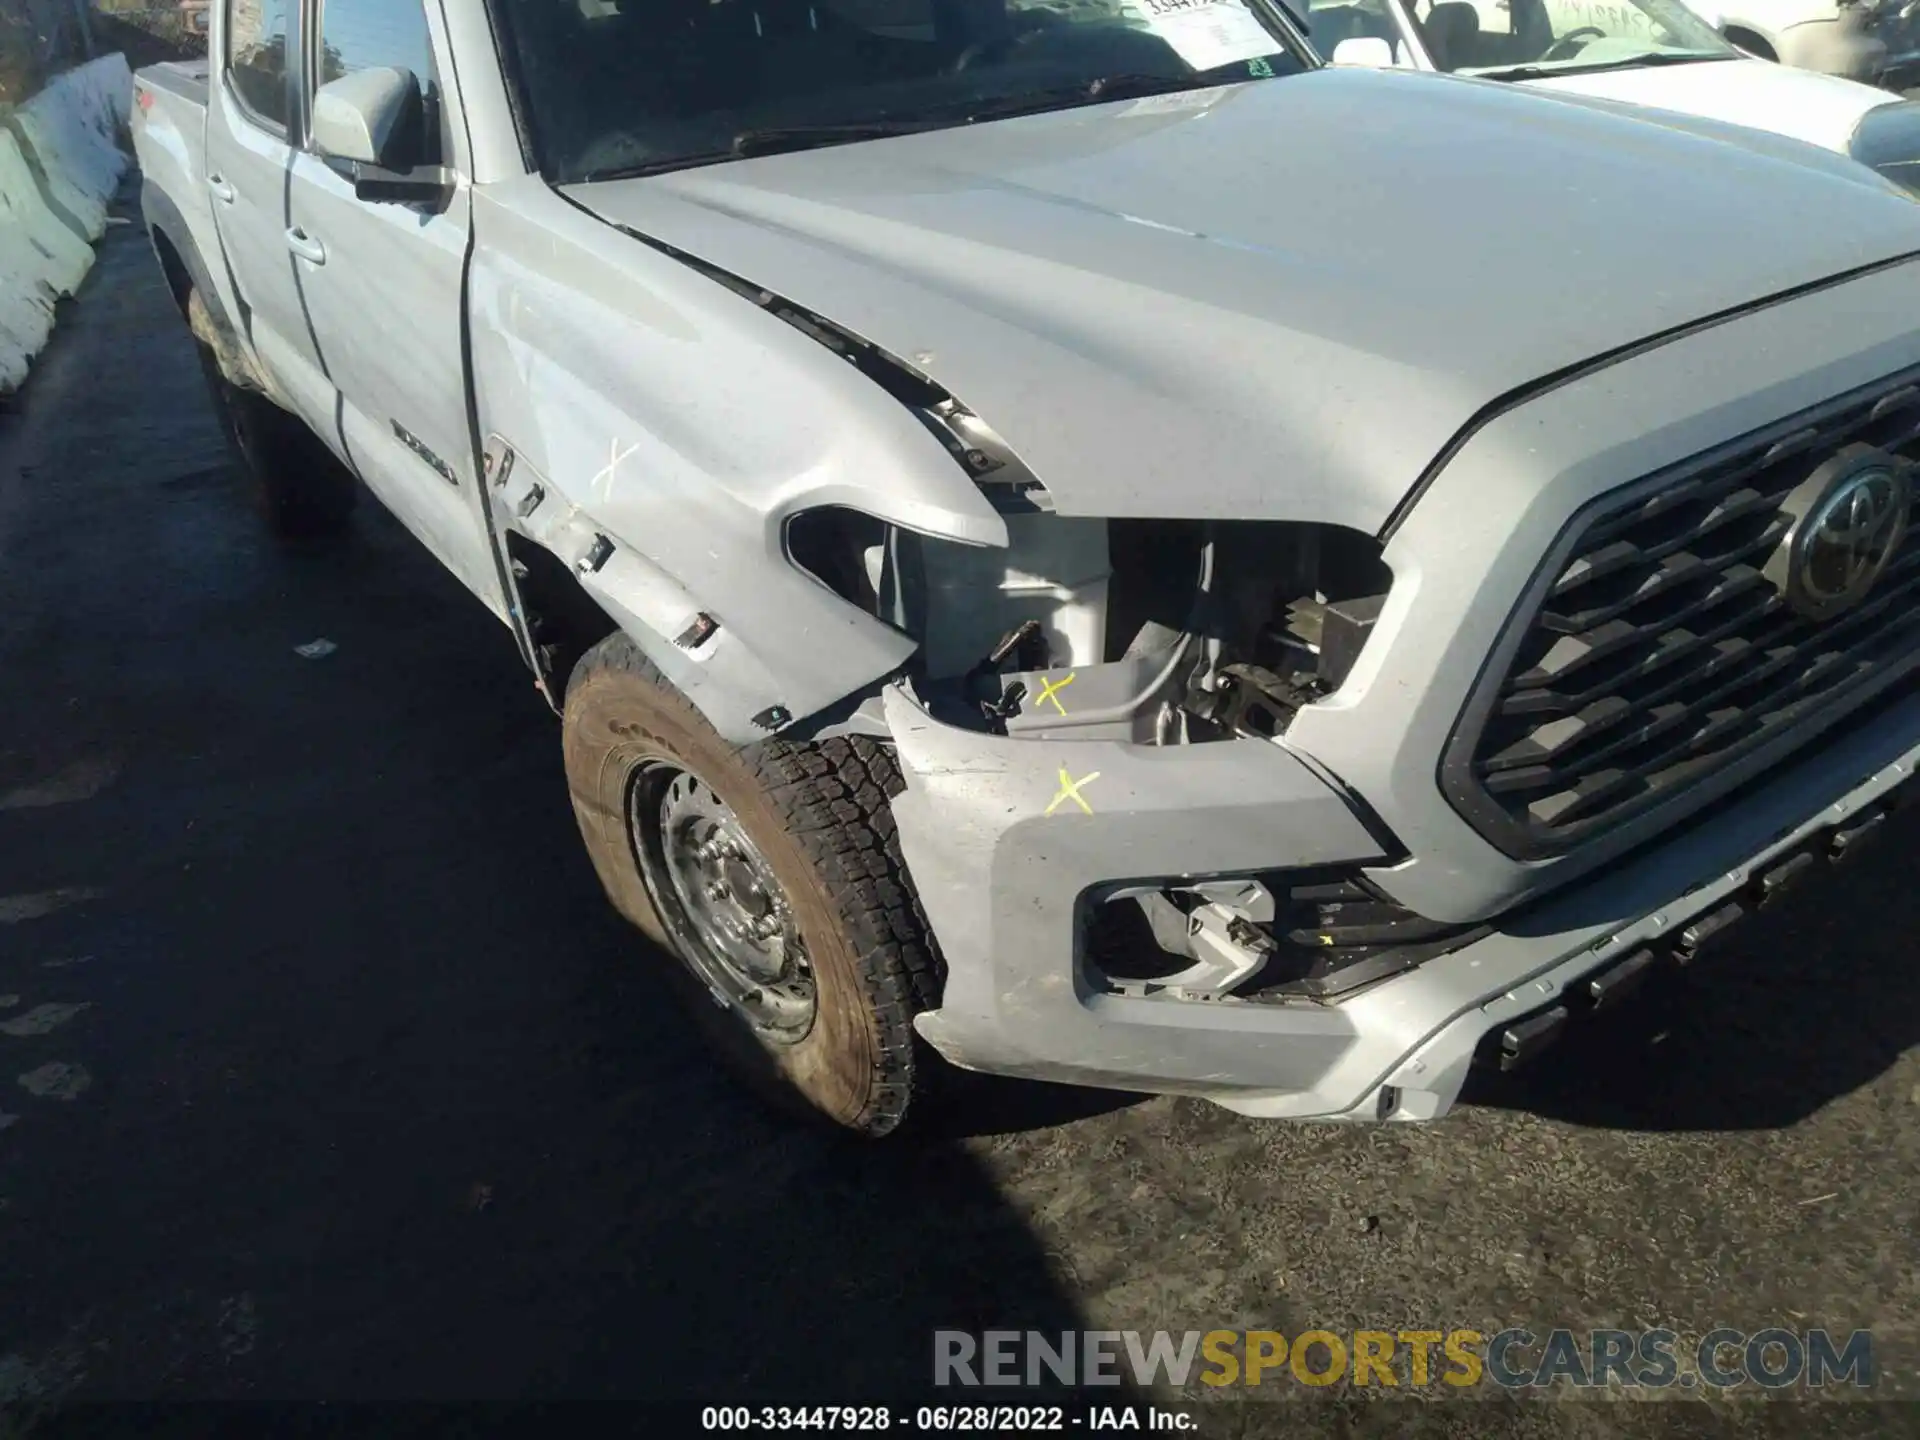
[285,227,326,266]
[208,174,235,204]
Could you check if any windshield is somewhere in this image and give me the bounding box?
[1304,0,1735,74]
[489,0,1314,183]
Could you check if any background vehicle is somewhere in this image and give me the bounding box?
[136,0,1920,1137]
[1307,0,1920,179]
[1694,0,1920,86]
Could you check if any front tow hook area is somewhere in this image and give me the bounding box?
[1476,778,1912,1075]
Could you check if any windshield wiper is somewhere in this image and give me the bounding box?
[739,76,1219,141]
[954,72,1235,120]
[581,74,1245,181]
[1473,51,1734,81]
[586,120,946,178]
[729,119,953,157]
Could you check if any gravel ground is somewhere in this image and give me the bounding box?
[0,186,1916,1437]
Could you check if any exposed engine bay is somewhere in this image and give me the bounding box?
[734,269,1393,746]
[789,509,1396,742]
[787,502,1484,1003]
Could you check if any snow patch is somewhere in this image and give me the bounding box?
[0,53,133,394]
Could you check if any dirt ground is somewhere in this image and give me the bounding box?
[0,186,1916,1437]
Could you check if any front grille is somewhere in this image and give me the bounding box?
[1445,372,1920,858]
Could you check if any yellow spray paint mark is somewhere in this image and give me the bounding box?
[1034,671,1075,716]
[1046,767,1101,817]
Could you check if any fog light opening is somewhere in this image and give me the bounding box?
[1084,869,1487,1003]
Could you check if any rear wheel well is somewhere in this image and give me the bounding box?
[505,532,621,702]
[1723,26,1776,59]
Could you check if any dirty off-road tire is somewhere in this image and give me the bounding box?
[189,290,357,541]
[563,632,943,1137]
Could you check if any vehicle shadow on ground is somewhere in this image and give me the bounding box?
[0,217,1110,1402]
[928,1070,1145,1139]
[1461,806,1920,1132]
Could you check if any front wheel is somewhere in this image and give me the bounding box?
[562,633,943,1136]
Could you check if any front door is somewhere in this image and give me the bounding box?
[283,0,503,612]
[205,0,336,435]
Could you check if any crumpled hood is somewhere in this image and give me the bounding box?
[566,66,1920,532]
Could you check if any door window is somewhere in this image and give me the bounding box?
[226,0,293,129]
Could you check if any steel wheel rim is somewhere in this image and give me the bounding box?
[627,759,817,1043]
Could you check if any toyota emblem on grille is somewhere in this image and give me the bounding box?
[1766,448,1911,621]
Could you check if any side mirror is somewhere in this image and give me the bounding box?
[312,66,453,205]
[313,66,423,168]
[1331,35,1395,65]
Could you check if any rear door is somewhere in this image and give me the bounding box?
[205,0,336,432]
[282,0,502,611]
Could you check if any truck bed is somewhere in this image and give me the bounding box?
[132,55,225,361]
[136,58,210,111]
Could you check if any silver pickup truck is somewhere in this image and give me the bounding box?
[134,0,1920,1136]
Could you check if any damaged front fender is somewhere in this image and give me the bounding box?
[485,434,920,736]
[465,182,1010,742]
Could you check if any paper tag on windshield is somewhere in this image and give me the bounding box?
[1126,0,1277,72]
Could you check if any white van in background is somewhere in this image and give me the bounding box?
[1693,0,1920,85]
[1307,0,1920,183]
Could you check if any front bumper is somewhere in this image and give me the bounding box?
[894,260,1920,1121]
[894,680,1920,1121]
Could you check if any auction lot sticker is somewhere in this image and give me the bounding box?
[1127,0,1279,70]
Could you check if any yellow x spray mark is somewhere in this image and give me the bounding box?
[1046,767,1102,816]
[1033,671,1075,716]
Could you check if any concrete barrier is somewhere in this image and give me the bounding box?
[0,53,133,393]
[0,129,74,393]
